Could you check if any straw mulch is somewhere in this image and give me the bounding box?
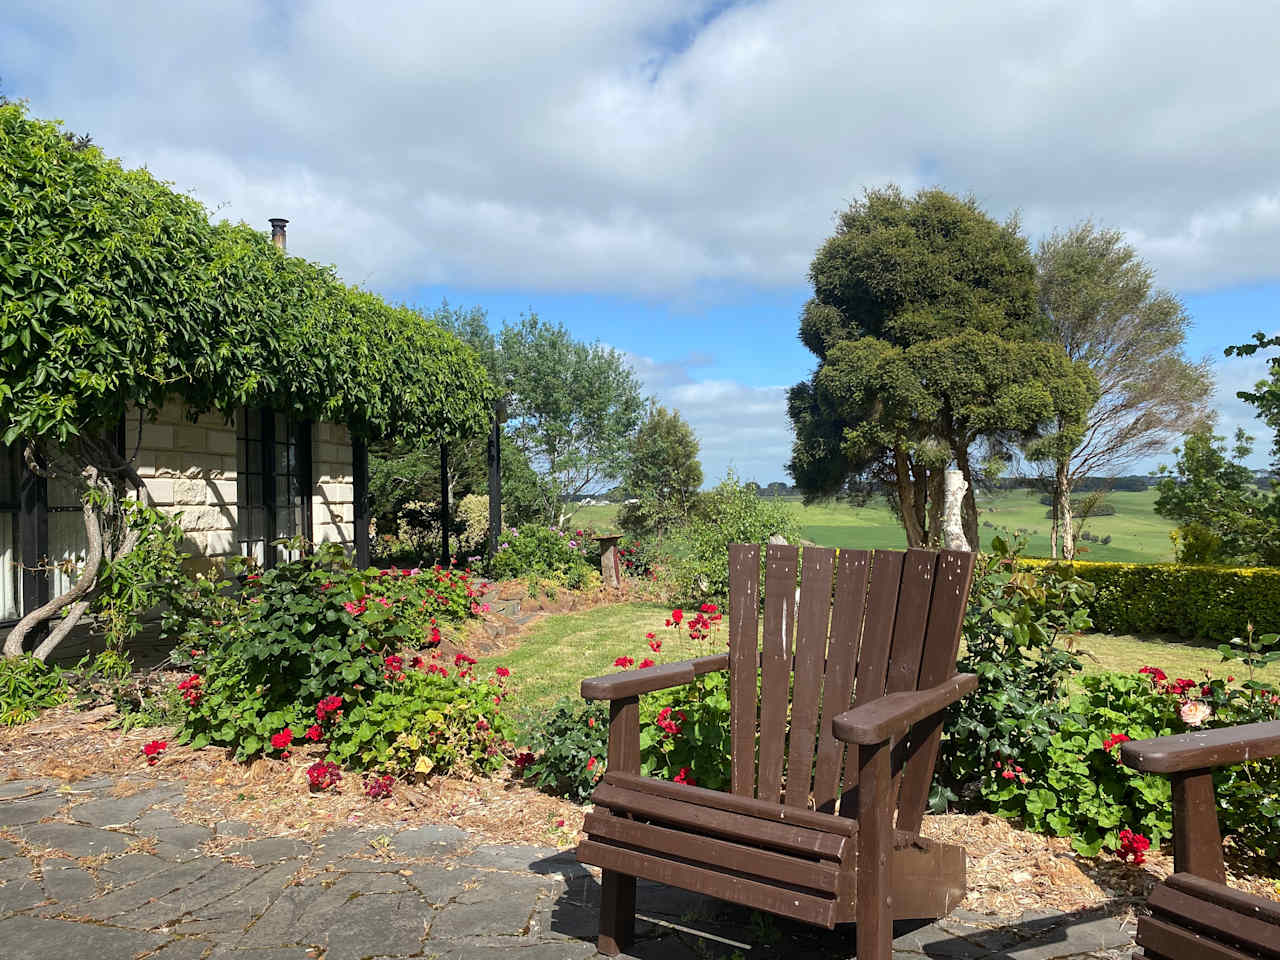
[2,703,1277,916]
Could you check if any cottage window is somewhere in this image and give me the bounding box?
[236,409,312,568]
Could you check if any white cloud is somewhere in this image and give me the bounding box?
[7,0,1280,297]
[624,352,792,484]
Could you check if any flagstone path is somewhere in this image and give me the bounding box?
[0,775,1138,959]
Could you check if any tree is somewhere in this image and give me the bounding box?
[1034,222,1212,559]
[1154,430,1280,565]
[1226,331,1280,469]
[617,404,703,537]
[499,315,646,521]
[787,186,1096,548]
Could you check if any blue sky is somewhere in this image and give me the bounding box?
[5,1,1280,486]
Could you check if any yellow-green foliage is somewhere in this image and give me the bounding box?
[1022,558,1280,639]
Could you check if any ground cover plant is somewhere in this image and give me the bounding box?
[491,524,600,589]
[162,542,509,785]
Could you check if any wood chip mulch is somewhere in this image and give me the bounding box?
[3,702,1277,916]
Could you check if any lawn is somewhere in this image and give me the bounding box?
[571,488,1176,563]
[479,602,1278,716]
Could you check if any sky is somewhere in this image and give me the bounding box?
[4,0,1280,485]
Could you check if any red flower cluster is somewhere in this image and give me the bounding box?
[1138,666,1167,683]
[1117,828,1151,865]
[315,696,344,723]
[613,656,634,668]
[655,706,685,737]
[271,728,294,757]
[383,654,405,680]
[494,666,511,678]
[177,674,202,706]
[638,658,655,669]
[513,751,535,772]
[673,767,694,785]
[1101,733,1131,752]
[142,740,167,765]
[425,662,450,678]
[304,724,323,742]
[365,773,395,799]
[993,759,1027,782]
[307,761,342,791]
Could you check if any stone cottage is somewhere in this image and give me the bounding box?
[0,400,371,659]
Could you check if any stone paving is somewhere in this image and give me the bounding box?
[0,775,1139,959]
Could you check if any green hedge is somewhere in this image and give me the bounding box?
[1022,558,1280,639]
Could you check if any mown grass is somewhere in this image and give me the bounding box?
[571,488,1177,563]
[479,603,1279,717]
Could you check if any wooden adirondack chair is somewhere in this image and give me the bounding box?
[575,543,979,959]
[1120,720,1280,959]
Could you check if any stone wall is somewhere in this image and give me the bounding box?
[133,401,240,561]
[311,421,355,549]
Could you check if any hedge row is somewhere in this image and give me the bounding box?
[1021,558,1280,639]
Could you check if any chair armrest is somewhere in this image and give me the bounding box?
[581,654,728,701]
[1119,719,1280,774]
[832,674,979,745]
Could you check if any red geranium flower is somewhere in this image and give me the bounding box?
[1102,733,1131,752]
[671,609,684,625]
[613,656,634,668]
[304,724,323,742]
[639,658,655,669]
[494,666,511,678]
[270,728,294,750]
[307,761,342,791]
[142,740,167,765]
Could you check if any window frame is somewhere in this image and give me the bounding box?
[236,408,313,569]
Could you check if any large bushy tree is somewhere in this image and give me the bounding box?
[499,315,646,521]
[1035,222,1212,559]
[788,187,1096,548]
[0,103,494,658]
[618,404,703,537]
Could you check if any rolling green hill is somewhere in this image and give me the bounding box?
[571,488,1176,562]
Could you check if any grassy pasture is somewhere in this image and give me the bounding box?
[571,488,1176,563]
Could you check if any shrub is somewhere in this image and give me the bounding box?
[519,697,609,803]
[1021,558,1280,638]
[937,535,1095,807]
[329,655,513,779]
[0,655,66,725]
[491,524,599,587]
[164,543,506,779]
[666,474,799,604]
[982,665,1280,861]
[519,604,731,800]
[453,494,490,555]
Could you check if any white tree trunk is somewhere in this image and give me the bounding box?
[942,469,971,552]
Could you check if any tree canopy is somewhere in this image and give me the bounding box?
[1034,221,1211,558]
[0,101,495,449]
[618,403,702,537]
[788,186,1096,547]
[499,314,646,518]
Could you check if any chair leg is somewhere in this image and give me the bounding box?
[598,869,636,956]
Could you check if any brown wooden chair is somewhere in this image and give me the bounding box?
[1120,720,1280,960]
[575,543,979,959]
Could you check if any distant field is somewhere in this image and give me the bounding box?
[569,488,1176,562]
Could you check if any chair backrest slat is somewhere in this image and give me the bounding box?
[724,544,973,826]
[838,549,905,814]
[783,546,837,808]
[894,550,975,832]
[811,549,871,813]
[728,543,762,797]
[756,543,800,804]
[884,550,941,802]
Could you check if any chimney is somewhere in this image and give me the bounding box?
[269,217,289,251]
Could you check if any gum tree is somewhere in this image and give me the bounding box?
[1035,222,1212,558]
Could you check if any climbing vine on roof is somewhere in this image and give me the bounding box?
[0,100,495,447]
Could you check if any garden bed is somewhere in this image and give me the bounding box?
[3,700,1278,917]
